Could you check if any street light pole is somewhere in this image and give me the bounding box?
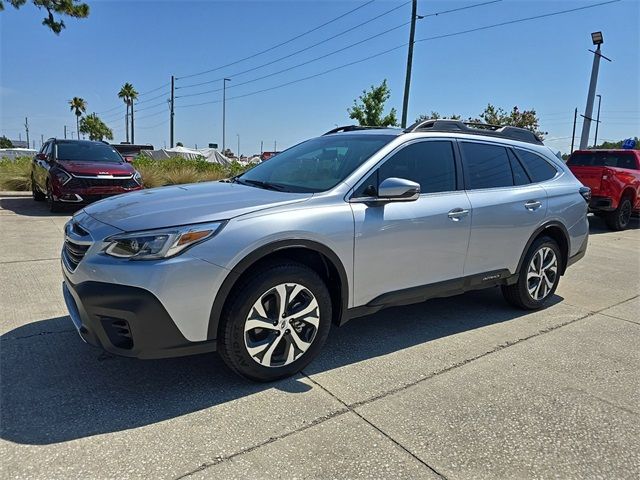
[237,133,240,158]
[579,31,610,150]
[593,94,602,147]
[222,78,231,151]
[401,0,419,128]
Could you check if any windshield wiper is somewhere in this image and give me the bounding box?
[235,178,287,192]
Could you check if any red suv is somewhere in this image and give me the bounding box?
[32,139,143,212]
[567,149,640,230]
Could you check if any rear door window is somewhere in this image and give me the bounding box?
[507,149,531,186]
[460,142,513,189]
[515,149,557,182]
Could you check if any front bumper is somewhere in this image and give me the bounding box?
[54,186,143,204]
[62,277,217,359]
[588,196,614,212]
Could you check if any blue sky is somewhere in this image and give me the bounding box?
[1,0,638,155]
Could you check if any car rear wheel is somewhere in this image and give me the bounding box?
[32,176,45,201]
[46,182,62,213]
[218,263,331,382]
[501,236,561,310]
[605,197,632,231]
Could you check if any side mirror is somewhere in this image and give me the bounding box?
[36,153,47,161]
[377,177,420,202]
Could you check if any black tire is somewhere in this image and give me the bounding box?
[501,236,562,310]
[32,177,45,201]
[218,262,332,382]
[46,182,62,213]
[605,197,633,231]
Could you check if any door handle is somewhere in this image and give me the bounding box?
[524,200,542,211]
[448,208,470,221]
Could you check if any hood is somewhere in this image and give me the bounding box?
[82,181,312,232]
[60,161,135,176]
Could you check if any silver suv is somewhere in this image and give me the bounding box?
[62,120,589,381]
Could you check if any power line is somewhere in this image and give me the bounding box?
[175,0,503,99]
[135,109,168,121]
[134,100,168,113]
[176,21,410,99]
[137,82,170,97]
[177,0,378,80]
[137,119,169,129]
[96,82,170,115]
[176,0,620,110]
[415,0,620,44]
[177,1,411,90]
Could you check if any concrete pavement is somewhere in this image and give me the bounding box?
[1,191,638,479]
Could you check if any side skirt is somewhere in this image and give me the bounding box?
[342,269,515,323]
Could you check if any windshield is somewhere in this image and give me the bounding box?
[237,134,395,193]
[56,142,124,163]
[568,151,637,169]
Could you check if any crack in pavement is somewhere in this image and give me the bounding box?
[173,293,638,479]
[2,329,75,341]
[0,257,60,265]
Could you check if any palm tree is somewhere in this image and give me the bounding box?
[69,97,87,140]
[118,83,139,143]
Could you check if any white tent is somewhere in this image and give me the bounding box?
[141,146,231,165]
[0,148,37,161]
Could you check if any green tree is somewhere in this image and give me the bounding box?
[591,137,639,150]
[0,0,89,34]
[69,96,87,140]
[118,83,139,143]
[0,136,14,148]
[79,113,113,141]
[471,104,545,139]
[415,104,545,139]
[348,79,398,127]
[415,111,461,123]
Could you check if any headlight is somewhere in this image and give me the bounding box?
[54,169,72,185]
[104,222,224,260]
[133,170,142,185]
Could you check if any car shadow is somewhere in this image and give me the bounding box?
[0,195,77,217]
[1,288,562,445]
[587,213,640,234]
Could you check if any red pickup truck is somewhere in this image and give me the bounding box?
[567,149,640,230]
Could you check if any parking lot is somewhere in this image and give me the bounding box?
[0,190,638,479]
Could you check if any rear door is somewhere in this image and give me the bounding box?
[350,139,471,306]
[460,140,548,276]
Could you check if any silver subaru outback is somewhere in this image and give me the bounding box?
[62,120,589,381]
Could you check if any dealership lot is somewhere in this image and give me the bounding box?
[1,191,638,479]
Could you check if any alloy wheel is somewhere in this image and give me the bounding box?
[619,200,632,228]
[526,246,558,301]
[244,283,320,368]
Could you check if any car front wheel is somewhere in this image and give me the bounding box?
[218,263,332,382]
[501,236,562,310]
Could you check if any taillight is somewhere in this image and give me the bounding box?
[579,186,591,202]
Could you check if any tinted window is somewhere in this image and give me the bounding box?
[508,149,531,186]
[516,149,557,182]
[461,142,513,189]
[377,141,456,194]
[239,134,394,193]
[55,142,123,163]
[567,151,637,169]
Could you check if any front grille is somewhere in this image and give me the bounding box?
[63,239,90,271]
[67,176,139,189]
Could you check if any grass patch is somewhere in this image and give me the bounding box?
[0,155,252,191]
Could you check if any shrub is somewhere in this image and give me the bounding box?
[0,157,32,191]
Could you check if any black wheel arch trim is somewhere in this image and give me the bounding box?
[516,221,571,276]
[207,239,350,340]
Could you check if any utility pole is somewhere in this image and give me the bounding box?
[24,117,29,148]
[222,78,231,151]
[237,133,240,158]
[579,32,610,150]
[274,140,277,152]
[401,0,419,128]
[570,108,578,153]
[64,125,67,139]
[40,134,44,147]
[260,140,263,154]
[125,110,129,143]
[131,99,135,144]
[170,75,175,148]
[593,94,602,147]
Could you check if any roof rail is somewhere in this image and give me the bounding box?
[323,125,390,135]
[404,119,543,145]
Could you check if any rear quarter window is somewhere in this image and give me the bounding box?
[515,149,557,183]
